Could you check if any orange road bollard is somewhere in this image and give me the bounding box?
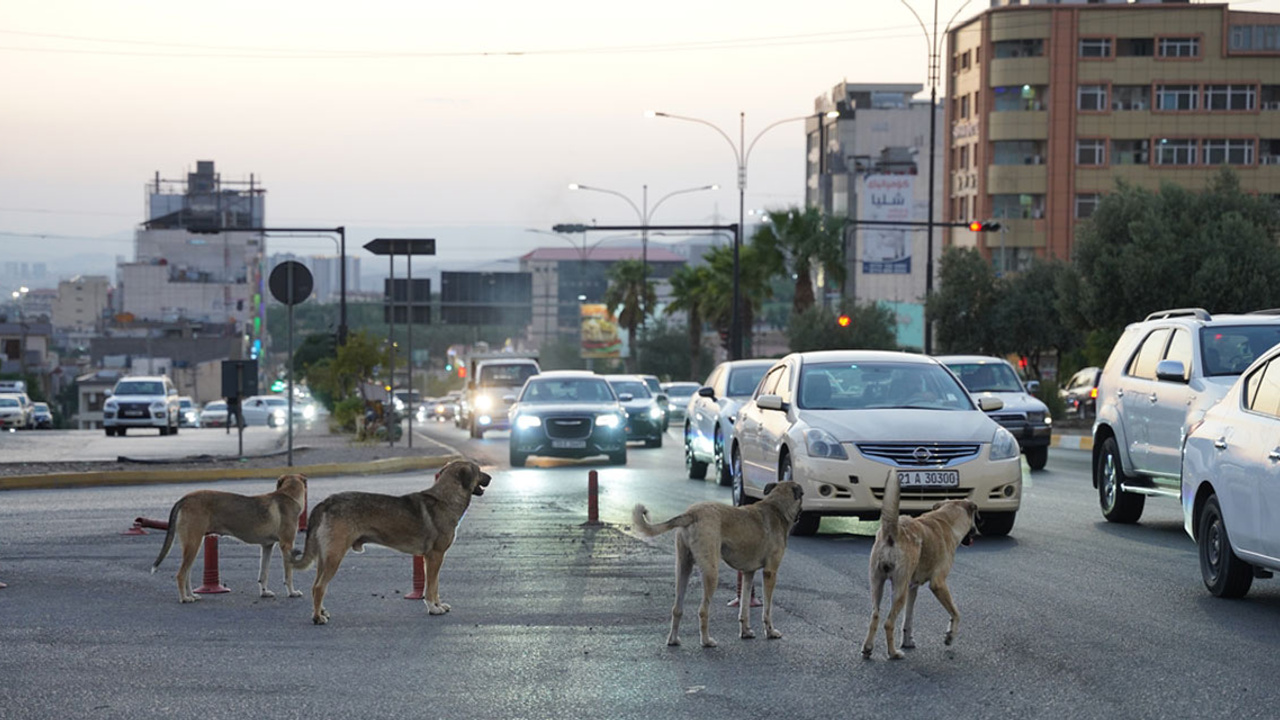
[123,517,170,536]
[405,555,426,600]
[193,535,230,594]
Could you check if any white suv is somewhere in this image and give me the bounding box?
[103,375,181,437]
[1093,308,1280,523]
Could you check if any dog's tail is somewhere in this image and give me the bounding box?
[290,504,324,570]
[631,504,693,537]
[879,469,900,547]
[150,498,184,573]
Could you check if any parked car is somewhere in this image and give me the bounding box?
[937,355,1053,470]
[638,374,670,432]
[0,389,34,429]
[684,359,774,486]
[177,396,200,427]
[31,402,54,429]
[603,375,665,448]
[1181,342,1280,598]
[1059,366,1101,421]
[1093,308,1280,524]
[731,350,1022,537]
[0,395,27,429]
[507,371,627,467]
[661,381,701,424]
[200,400,229,428]
[240,395,288,428]
[103,375,181,437]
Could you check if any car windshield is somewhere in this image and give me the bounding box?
[206,402,226,411]
[665,385,698,399]
[264,397,287,407]
[179,399,193,409]
[727,365,770,397]
[521,378,615,404]
[115,381,165,395]
[946,362,1025,393]
[34,403,49,411]
[0,398,18,408]
[643,377,662,394]
[480,364,539,387]
[1201,325,1280,376]
[609,380,651,399]
[797,361,973,411]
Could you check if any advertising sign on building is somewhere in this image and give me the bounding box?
[860,174,913,275]
[580,304,622,359]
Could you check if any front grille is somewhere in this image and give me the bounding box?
[857,442,981,467]
[545,416,592,440]
[872,486,972,502]
[118,402,151,418]
[989,413,1026,424]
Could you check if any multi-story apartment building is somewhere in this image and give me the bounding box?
[805,82,943,349]
[118,160,267,359]
[946,0,1280,270]
[51,275,111,332]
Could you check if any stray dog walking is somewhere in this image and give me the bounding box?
[290,459,491,625]
[862,470,978,659]
[152,474,308,603]
[632,481,804,648]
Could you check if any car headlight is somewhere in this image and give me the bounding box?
[596,413,622,429]
[105,401,117,411]
[475,395,493,411]
[1027,411,1049,425]
[150,401,166,410]
[648,406,664,420]
[804,428,848,460]
[273,409,287,420]
[990,426,1020,460]
[515,415,542,430]
[303,405,316,419]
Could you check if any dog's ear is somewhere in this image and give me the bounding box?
[276,475,287,490]
[763,482,777,496]
[791,484,804,500]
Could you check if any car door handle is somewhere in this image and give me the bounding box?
[1149,393,1159,404]
[1116,389,1124,398]
[1213,438,1227,450]
[1269,449,1280,463]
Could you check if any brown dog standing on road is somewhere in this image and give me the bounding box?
[632,481,804,648]
[290,459,491,625]
[862,470,978,659]
[152,474,308,603]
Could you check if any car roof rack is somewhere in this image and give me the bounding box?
[1144,308,1211,322]
[1247,308,1280,315]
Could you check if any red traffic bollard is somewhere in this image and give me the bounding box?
[123,516,170,536]
[193,535,230,594]
[405,555,426,600]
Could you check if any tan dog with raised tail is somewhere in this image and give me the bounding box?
[290,459,491,625]
[632,481,804,648]
[152,474,308,603]
[862,470,978,659]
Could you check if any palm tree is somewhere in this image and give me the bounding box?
[603,259,657,373]
[666,264,712,379]
[701,242,774,356]
[753,206,846,316]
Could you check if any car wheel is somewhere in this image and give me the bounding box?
[118,427,127,437]
[104,427,115,437]
[976,511,1016,537]
[1096,436,1144,523]
[731,444,753,507]
[609,449,627,465]
[1199,494,1253,598]
[714,428,732,487]
[1026,446,1048,471]
[509,447,527,468]
[685,427,708,480]
[171,423,179,436]
[792,513,822,537]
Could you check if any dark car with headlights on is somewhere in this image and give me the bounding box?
[604,375,665,448]
[507,372,627,467]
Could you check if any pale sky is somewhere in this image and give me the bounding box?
[4,0,1280,279]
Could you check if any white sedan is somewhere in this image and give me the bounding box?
[730,350,1023,536]
[1181,345,1280,598]
[239,395,289,428]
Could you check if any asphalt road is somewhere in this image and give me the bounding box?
[2,421,1278,720]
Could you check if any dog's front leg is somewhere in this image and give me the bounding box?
[900,584,920,649]
[424,551,449,615]
[861,573,886,658]
[257,544,276,598]
[738,569,756,639]
[761,568,782,640]
[930,579,960,646]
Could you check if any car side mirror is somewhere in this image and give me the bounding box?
[502,394,517,403]
[697,386,715,399]
[977,397,1004,412]
[1024,380,1040,394]
[1155,359,1188,383]
[756,394,786,412]
[619,393,634,402]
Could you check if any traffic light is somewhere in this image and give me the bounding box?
[968,221,1002,232]
[837,314,852,328]
[457,366,466,379]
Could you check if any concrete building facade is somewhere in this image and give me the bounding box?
[51,275,111,332]
[946,1,1280,268]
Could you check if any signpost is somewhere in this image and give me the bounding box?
[220,359,258,458]
[268,261,314,466]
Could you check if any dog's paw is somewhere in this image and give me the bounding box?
[740,627,756,640]
[288,589,303,598]
[944,632,954,646]
[701,637,719,648]
[901,638,916,649]
[889,650,905,660]
[666,635,681,647]
[260,589,276,599]
[320,607,330,619]
[427,602,449,615]
[312,614,328,625]
[766,628,783,640]
[861,646,873,659]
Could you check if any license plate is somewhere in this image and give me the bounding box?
[123,410,146,418]
[897,469,959,488]
[552,439,587,449]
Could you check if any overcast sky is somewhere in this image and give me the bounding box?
[5,0,1280,279]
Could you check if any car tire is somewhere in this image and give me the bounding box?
[976,511,1016,537]
[104,427,114,437]
[171,424,178,436]
[118,427,127,437]
[685,427,708,480]
[609,449,627,465]
[731,444,754,507]
[1198,494,1253,598]
[1096,436,1144,523]
[1026,446,1048,471]
[509,447,527,468]
[714,428,732,487]
[791,513,822,537]
[470,422,483,440]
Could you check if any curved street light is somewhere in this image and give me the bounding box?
[646,110,836,359]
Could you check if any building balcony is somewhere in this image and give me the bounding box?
[987,165,1047,195]
[987,111,1048,141]
[988,57,1049,88]
[983,219,1046,250]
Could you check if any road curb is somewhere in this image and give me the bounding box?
[0,454,463,492]
[1051,434,1093,452]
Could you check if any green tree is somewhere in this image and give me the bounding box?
[305,330,387,412]
[989,259,1080,379]
[292,332,335,380]
[700,242,774,356]
[925,246,1000,354]
[1068,170,1280,335]
[788,301,899,352]
[752,207,846,316]
[603,259,657,373]
[636,318,714,382]
[665,264,712,380]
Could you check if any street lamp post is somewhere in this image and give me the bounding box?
[10,286,28,379]
[647,110,836,359]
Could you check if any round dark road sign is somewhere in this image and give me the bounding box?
[269,261,314,306]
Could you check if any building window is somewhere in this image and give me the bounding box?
[1078,85,1108,111]
[1079,38,1112,58]
[959,145,970,169]
[993,38,1045,59]
[1112,85,1150,111]
[1156,85,1199,111]
[960,51,971,70]
[1230,25,1280,52]
[1076,194,1101,219]
[1117,38,1154,57]
[993,85,1045,112]
[1077,139,1106,166]
[1158,37,1200,58]
[1156,138,1198,165]
[1112,139,1150,165]
[1205,84,1256,111]
[992,140,1044,166]
[960,94,970,119]
[991,194,1045,220]
[1204,139,1256,165]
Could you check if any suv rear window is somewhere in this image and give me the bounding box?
[1201,325,1280,376]
[115,381,165,395]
